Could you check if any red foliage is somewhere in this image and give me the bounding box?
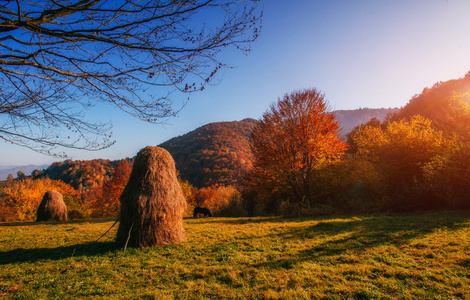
[248,88,347,206]
[87,159,132,218]
[190,187,216,207]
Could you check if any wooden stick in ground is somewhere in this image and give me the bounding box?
[123,221,134,253]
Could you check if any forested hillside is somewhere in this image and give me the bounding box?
[3,72,469,221]
[160,118,257,188]
[1,108,395,190]
[38,159,129,191]
[389,71,470,131]
[158,109,394,188]
[1,107,400,222]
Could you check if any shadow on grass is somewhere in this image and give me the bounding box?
[0,241,120,265]
[250,210,470,270]
[186,215,339,225]
[187,216,287,225]
[0,218,117,227]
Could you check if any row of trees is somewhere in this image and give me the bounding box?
[3,70,470,220]
[0,159,133,221]
[0,178,80,222]
[0,159,244,221]
[243,75,470,216]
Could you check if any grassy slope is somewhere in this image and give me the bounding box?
[1,211,470,299]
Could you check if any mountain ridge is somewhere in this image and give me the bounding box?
[3,108,396,186]
[0,164,50,181]
[160,108,396,187]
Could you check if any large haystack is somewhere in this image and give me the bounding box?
[36,190,68,222]
[116,146,187,248]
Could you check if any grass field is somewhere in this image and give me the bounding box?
[1,211,470,299]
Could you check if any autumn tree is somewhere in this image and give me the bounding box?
[89,158,132,217]
[346,117,382,154]
[353,115,453,210]
[186,185,243,217]
[248,88,347,208]
[440,93,470,140]
[0,0,261,155]
[191,187,216,207]
[421,93,470,209]
[16,170,25,179]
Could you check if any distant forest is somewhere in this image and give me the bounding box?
[1,108,395,187]
[159,109,396,188]
[2,72,470,221]
[159,119,257,188]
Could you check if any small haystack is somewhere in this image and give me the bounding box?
[116,146,187,248]
[36,190,68,222]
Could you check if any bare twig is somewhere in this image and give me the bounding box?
[0,0,262,156]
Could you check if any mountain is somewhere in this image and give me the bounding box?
[334,108,398,135]
[159,109,394,188]
[0,164,49,180]
[1,108,394,187]
[160,118,257,188]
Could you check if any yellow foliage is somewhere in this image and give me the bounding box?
[1,178,79,221]
[184,185,242,217]
[354,115,452,183]
[178,179,193,203]
[204,186,240,212]
[353,115,456,209]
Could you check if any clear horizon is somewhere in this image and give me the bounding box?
[2,0,470,166]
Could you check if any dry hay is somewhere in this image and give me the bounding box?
[36,190,68,222]
[116,146,187,248]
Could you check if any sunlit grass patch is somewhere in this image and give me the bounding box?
[1,211,470,299]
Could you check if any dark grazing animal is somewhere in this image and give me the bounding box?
[193,207,212,217]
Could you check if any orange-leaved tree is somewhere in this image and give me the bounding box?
[248,88,347,209]
[89,159,132,218]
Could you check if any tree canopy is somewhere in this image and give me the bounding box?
[0,0,261,156]
[353,115,454,210]
[248,88,347,205]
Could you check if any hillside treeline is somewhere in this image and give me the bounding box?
[0,155,244,221]
[243,72,470,216]
[1,72,470,221]
[0,159,133,221]
[160,118,257,188]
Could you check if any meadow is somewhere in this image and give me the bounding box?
[1,211,470,299]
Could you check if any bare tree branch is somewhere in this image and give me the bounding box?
[0,0,262,156]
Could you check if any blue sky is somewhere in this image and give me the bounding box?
[2,0,470,167]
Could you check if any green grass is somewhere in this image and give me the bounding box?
[1,211,470,299]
